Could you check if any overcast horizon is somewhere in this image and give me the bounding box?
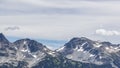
[0,0,120,49]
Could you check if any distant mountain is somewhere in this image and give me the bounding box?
[0,33,120,68]
[0,33,16,57]
[57,37,120,68]
[0,33,55,68]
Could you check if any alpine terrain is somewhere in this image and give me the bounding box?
[0,33,120,68]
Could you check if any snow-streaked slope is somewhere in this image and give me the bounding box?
[0,33,120,68]
[0,33,58,67]
[57,37,120,68]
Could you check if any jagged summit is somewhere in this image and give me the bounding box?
[0,33,9,43]
[0,34,120,68]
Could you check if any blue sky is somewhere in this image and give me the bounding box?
[0,0,120,49]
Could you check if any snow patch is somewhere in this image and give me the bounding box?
[15,47,18,50]
[21,49,28,52]
[105,46,120,53]
[90,54,95,57]
[77,47,84,52]
[93,43,102,48]
[23,41,27,44]
[32,55,37,58]
[99,56,102,59]
[56,46,65,51]
[81,42,88,47]
[48,51,56,57]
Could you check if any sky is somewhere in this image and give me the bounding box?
[0,0,120,49]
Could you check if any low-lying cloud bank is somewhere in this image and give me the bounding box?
[96,29,120,36]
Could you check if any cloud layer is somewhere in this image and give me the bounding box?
[0,0,120,48]
[96,29,120,36]
[1,0,120,15]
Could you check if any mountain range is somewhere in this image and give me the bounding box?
[0,33,120,68]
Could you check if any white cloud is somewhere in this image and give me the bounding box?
[96,29,120,36]
[0,15,120,41]
[4,26,20,31]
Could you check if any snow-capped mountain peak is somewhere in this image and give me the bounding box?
[57,37,120,67]
[0,34,120,68]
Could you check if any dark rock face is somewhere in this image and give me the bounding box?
[0,33,16,57]
[0,33,10,49]
[32,55,82,68]
[0,33,9,44]
[0,61,28,68]
[32,55,113,68]
[14,39,45,52]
